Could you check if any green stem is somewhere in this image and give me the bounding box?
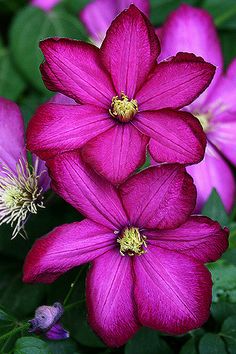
[64,299,86,312]
[63,265,86,306]
[0,323,29,344]
[215,4,236,26]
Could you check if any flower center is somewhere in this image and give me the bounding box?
[117,227,147,256]
[109,92,138,123]
[193,112,211,132]
[0,158,45,239]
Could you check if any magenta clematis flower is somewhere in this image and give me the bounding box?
[23,152,228,347]
[30,0,61,12]
[0,97,50,238]
[27,5,215,185]
[80,0,150,46]
[158,4,236,212]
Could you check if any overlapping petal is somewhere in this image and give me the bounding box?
[147,216,228,263]
[187,144,235,212]
[136,53,215,111]
[81,124,148,184]
[40,38,115,107]
[158,4,223,101]
[80,0,150,46]
[87,249,139,347]
[134,246,212,334]
[27,103,114,160]
[47,152,128,229]
[119,165,196,229]
[134,110,206,164]
[209,118,236,167]
[0,97,25,174]
[101,4,160,97]
[23,219,115,283]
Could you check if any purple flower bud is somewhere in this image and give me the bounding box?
[29,302,69,340]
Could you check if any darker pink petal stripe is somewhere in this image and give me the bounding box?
[81,124,148,184]
[40,38,115,107]
[119,165,196,229]
[27,103,114,160]
[101,4,160,97]
[134,246,212,334]
[87,249,139,347]
[23,219,115,283]
[147,216,229,263]
[47,152,128,229]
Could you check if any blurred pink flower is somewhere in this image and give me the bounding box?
[31,0,60,12]
[80,0,150,46]
[0,97,50,238]
[27,5,215,184]
[158,4,236,212]
[23,152,228,347]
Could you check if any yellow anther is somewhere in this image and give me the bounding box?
[117,227,147,256]
[109,92,138,123]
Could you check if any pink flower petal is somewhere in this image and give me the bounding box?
[136,53,215,111]
[40,38,115,107]
[100,5,160,97]
[81,124,148,184]
[47,152,128,229]
[158,4,223,104]
[134,246,212,334]
[27,103,114,160]
[0,97,26,174]
[23,219,115,283]
[31,0,60,12]
[50,93,76,105]
[209,118,236,168]
[187,143,235,213]
[80,0,150,46]
[227,58,236,77]
[206,64,236,120]
[32,155,50,192]
[87,249,139,347]
[134,110,206,164]
[119,165,196,229]
[147,216,229,263]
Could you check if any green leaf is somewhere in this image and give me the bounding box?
[220,30,236,68]
[125,327,173,354]
[199,333,227,354]
[180,338,197,354]
[0,308,15,323]
[221,316,236,354]
[0,257,46,319]
[10,6,87,92]
[203,0,236,29]
[14,337,51,354]
[150,0,198,26]
[222,249,236,266]
[46,339,79,354]
[209,262,236,303]
[211,302,236,323]
[202,189,229,226]
[0,45,25,100]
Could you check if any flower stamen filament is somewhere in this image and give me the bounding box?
[109,92,138,123]
[117,227,147,256]
[0,158,45,239]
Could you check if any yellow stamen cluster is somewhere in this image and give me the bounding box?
[117,227,147,256]
[0,158,45,239]
[109,92,138,123]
